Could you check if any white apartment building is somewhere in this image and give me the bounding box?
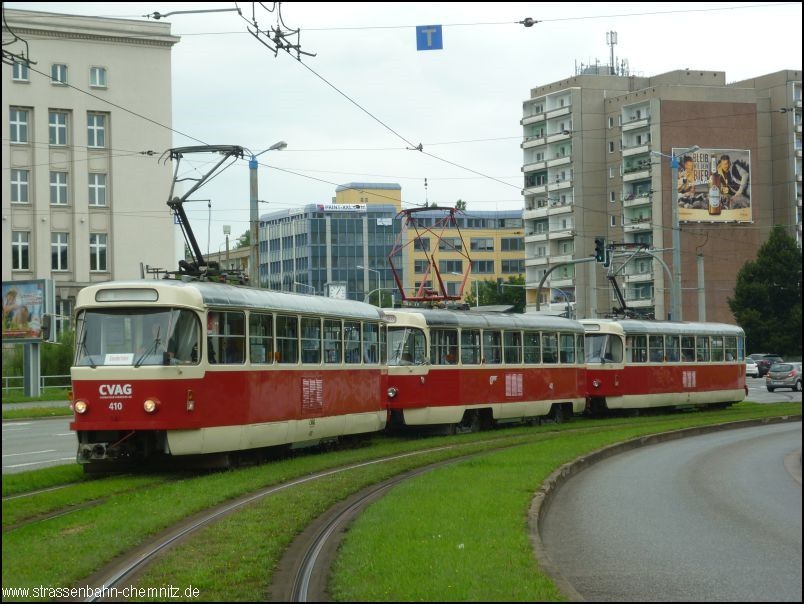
[522,69,801,322]
[2,9,180,326]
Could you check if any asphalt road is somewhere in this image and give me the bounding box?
[541,422,802,602]
[2,417,76,474]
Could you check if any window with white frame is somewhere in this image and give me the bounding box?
[10,108,28,143]
[610,215,616,227]
[50,172,69,205]
[51,63,68,84]
[608,116,614,128]
[610,191,616,203]
[49,111,68,145]
[11,169,29,203]
[89,233,108,271]
[87,113,106,148]
[608,141,614,153]
[12,61,29,81]
[88,173,107,206]
[90,66,107,88]
[12,231,30,270]
[51,232,69,270]
[559,240,574,255]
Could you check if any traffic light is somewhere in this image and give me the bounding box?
[594,237,606,263]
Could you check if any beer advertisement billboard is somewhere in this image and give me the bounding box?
[674,148,751,223]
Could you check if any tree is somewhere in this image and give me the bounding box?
[465,275,526,313]
[455,199,467,210]
[235,230,250,248]
[728,226,801,356]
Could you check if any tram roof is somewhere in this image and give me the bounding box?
[76,280,385,321]
[580,319,744,336]
[389,308,584,332]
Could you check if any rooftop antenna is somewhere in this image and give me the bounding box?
[606,31,618,75]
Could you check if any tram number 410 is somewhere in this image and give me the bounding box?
[108,402,124,411]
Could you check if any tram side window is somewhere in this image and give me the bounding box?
[431,328,459,365]
[323,319,342,363]
[627,335,647,363]
[736,335,745,361]
[665,335,680,362]
[363,323,379,364]
[711,335,724,362]
[524,331,541,364]
[483,330,502,364]
[681,336,695,362]
[249,312,273,364]
[301,317,322,364]
[724,336,738,362]
[649,335,664,362]
[379,325,387,364]
[461,329,481,365]
[504,331,522,364]
[344,321,361,364]
[696,336,710,362]
[208,311,245,364]
[388,327,427,365]
[276,315,298,363]
[576,334,585,364]
[542,332,558,364]
[559,333,575,363]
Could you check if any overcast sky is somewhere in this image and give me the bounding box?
[6,2,802,255]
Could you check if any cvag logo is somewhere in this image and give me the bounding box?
[99,384,133,397]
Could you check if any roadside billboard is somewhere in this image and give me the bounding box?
[675,148,751,223]
[2,280,54,342]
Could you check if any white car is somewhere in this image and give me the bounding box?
[745,358,759,378]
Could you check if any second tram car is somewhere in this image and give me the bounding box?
[384,309,587,429]
[70,280,388,466]
[582,319,747,414]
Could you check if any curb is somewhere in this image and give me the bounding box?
[528,414,803,602]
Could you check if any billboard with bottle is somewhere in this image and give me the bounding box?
[2,280,55,342]
[674,148,751,223]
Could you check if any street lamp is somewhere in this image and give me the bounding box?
[250,140,287,287]
[650,144,699,321]
[357,265,382,306]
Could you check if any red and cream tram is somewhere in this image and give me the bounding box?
[70,280,388,466]
[384,309,587,429]
[581,319,747,414]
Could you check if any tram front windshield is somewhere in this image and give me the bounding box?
[584,333,623,364]
[75,308,200,367]
[387,327,427,366]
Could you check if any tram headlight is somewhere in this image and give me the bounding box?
[387,387,398,399]
[73,400,88,414]
[592,379,601,389]
[143,399,160,414]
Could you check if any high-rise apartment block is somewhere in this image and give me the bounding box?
[522,69,801,322]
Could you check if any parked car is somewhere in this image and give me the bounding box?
[745,358,759,378]
[748,353,784,377]
[766,362,802,392]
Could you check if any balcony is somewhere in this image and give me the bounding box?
[522,136,546,150]
[622,116,650,132]
[525,231,549,243]
[523,206,548,220]
[623,190,653,208]
[624,217,652,232]
[624,270,654,283]
[547,178,573,192]
[548,228,575,240]
[523,183,548,196]
[623,166,651,182]
[622,143,651,157]
[550,253,574,264]
[549,276,575,288]
[546,129,572,144]
[522,160,547,172]
[521,114,545,126]
[525,255,549,266]
[547,155,572,168]
[545,106,571,119]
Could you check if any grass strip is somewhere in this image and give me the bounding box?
[0,403,798,601]
[2,406,73,421]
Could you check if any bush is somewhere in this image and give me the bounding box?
[1,330,75,379]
